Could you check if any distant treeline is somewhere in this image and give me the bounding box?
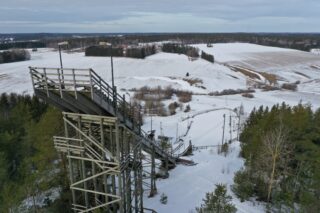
[0,41,46,50]
[85,46,123,57]
[201,51,214,63]
[85,45,156,59]
[162,43,199,58]
[2,33,320,52]
[0,49,30,64]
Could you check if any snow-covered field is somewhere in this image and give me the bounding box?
[1,43,319,212]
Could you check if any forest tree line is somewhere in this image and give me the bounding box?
[85,45,156,59]
[0,93,71,212]
[201,51,214,63]
[2,33,319,52]
[0,49,30,64]
[233,103,320,212]
[162,43,199,58]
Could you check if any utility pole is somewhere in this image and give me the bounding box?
[176,123,179,142]
[99,41,114,88]
[58,41,68,85]
[222,114,226,145]
[58,45,63,70]
[237,112,241,141]
[58,41,68,69]
[110,44,114,89]
[229,114,232,143]
[150,114,153,133]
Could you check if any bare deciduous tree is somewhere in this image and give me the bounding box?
[258,124,293,202]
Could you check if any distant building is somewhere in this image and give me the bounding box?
[310,49,320,55]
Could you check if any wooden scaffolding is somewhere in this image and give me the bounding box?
[29,67,174,212]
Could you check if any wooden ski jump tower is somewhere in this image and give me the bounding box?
[29,67,179,212]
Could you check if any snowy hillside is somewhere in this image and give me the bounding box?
[1,43,319,212]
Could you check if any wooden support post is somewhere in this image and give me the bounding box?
[113,86,117,115]
[229,114,232,143]
[134,147,139,213]
[72,69,77,99]
[237,112,241,141]
[138,146,144,213]
[88,123,98,206]
[57,68,63,98]
[149,146,157,197]
[89,69,94,100]
[123,94,126,124]
[64,116,77,212]
[99,77,102,105]
[29,67,35,90]
[78,117,89,208]
[43,68,49,97]
[222,114,226,145]
[115,122,124,213]
[100,118,110,212]
[138,105,142,135]
[124,130,131,213]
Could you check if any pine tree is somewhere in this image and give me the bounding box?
[196,184,236,213]
[160,193,168,204]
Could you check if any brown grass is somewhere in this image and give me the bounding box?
[176,91,192,103]
[209,89,255,96]
[132,86,193,103]
[230,66,261,80]
[183,78,203,86]
[168,102,180,115]
[239,69,261,80]
[132,86,193,116]
[260,85,280,91]
[132,86,174,101]
[260,72,278,85]
[144,100,167,116]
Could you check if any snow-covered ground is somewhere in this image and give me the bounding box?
[1,43,319,212]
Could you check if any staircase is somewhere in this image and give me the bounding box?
[29,67,176,165]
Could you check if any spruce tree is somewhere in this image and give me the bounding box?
[196,184,236,213]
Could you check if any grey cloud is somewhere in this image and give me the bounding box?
[0,0,319,32]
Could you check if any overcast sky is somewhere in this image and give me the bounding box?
[1,0,319,33]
